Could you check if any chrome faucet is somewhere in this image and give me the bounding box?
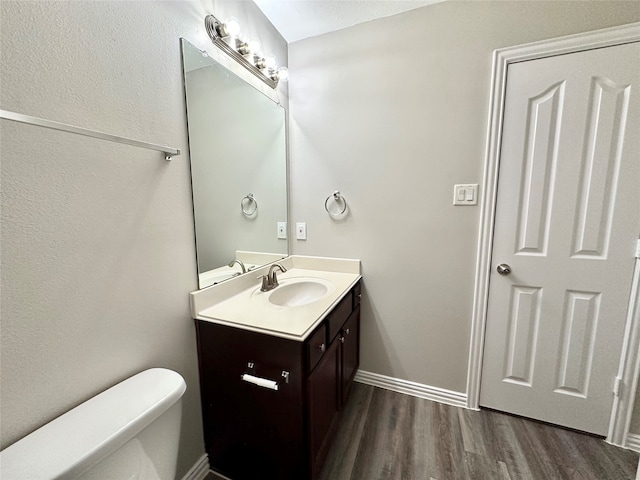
[228,259,247,274]
[260,263,287,292]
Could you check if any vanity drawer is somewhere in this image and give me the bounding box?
[307,324,328,372]
[327,293,353,343]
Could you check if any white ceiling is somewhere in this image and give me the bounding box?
[253,0,445,43]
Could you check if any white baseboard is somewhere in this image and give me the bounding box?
[181,454,210,480]
[354,370,467,408]
[626,433,640,453]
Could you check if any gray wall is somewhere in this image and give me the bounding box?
[0,0,286,477]
[288,0,640,403]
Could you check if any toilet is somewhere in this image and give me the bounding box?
[0,368,186,480]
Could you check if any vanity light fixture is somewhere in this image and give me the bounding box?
[204,14,289,89]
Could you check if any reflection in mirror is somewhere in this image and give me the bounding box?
[181,39,288,289]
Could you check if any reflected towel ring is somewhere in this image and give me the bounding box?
[324,191,347,217]
[241,193,258,216]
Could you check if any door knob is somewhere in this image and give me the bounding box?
[497,264,511,275]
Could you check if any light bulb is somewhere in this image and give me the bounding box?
[265,54,277,69]
[277,66,289,83]
[247,38,262,55]
[224,17,241,37]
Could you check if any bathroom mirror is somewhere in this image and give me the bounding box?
[181,39,288,289]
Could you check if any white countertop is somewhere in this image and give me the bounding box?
[190,256,361,341]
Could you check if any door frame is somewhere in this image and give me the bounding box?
[466,21,640,447]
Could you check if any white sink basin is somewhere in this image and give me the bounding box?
[263,277,335,307]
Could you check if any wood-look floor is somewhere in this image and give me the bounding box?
[206,382,638,479]
[319,383,639,480]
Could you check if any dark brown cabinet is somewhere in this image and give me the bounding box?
[308,337,340,475]
[195,280,361,480]
[340,306,360,404]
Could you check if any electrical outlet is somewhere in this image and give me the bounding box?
[296,222,307,240]
[277,222,287,239]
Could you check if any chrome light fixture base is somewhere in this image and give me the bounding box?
[204,14,279,89]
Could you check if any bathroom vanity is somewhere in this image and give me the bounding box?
[191,256,361,479]
[183,31,362,480]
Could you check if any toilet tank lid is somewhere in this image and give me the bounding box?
[0,368,186,480]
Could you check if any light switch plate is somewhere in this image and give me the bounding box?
[277,222,287,239]
[453,184,478,206]
[296,222,307,240]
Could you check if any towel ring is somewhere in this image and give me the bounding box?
[241,193,258,216]
[324,191,347,217]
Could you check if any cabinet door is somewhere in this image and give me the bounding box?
[341,305,360,404]
[196,321,306,480]
[307,338,340,477]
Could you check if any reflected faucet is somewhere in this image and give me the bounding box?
[260,263,287,292]
[228,259,247,274]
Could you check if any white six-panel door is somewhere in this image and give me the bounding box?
[480,42,640,435]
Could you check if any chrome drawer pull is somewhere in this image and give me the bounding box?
[241,373,279,391]
[318,343,326,352]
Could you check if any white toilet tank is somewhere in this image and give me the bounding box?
[0,368,186,480]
